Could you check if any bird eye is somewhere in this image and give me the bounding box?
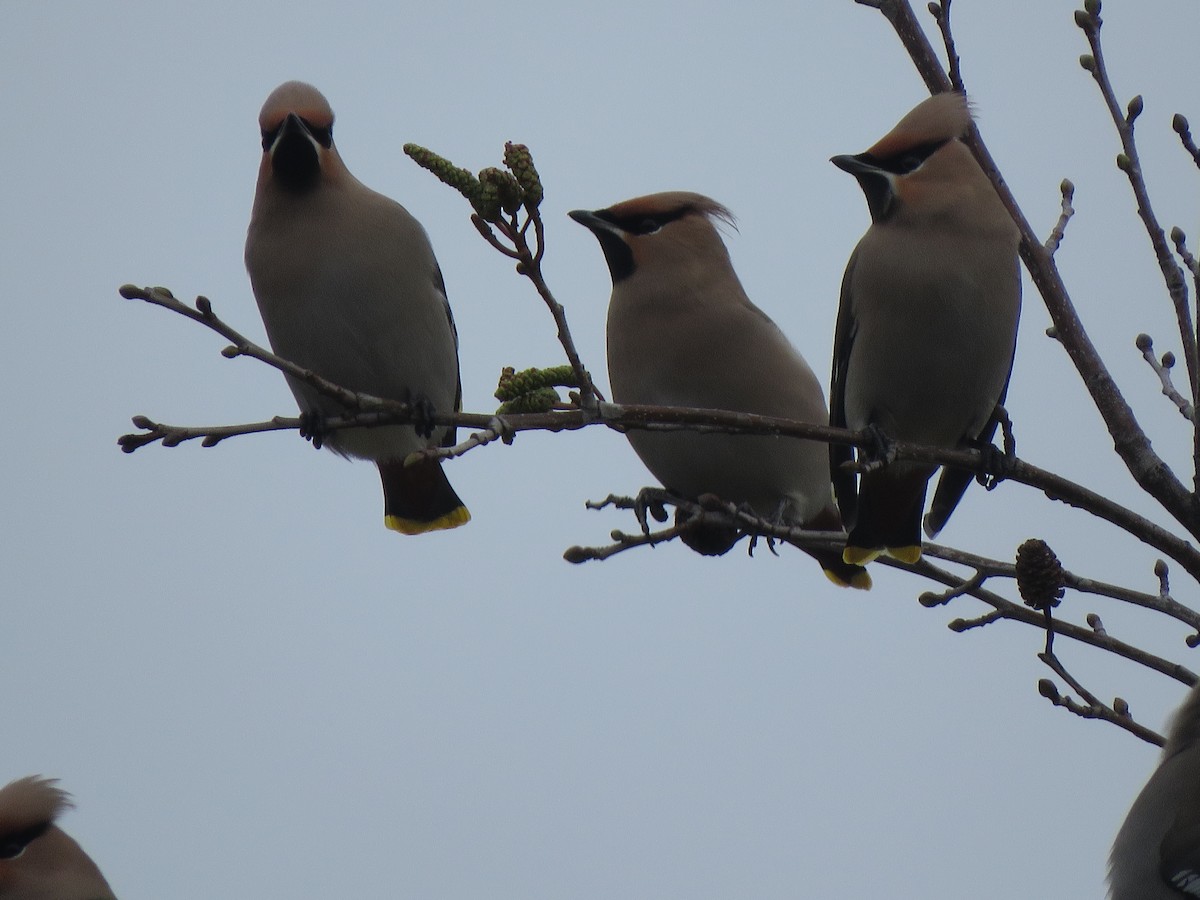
[261,125,281,152]
[636,218,661,235]
[305,121,333,149]
[0,823,51,858]
[881,139,948,175]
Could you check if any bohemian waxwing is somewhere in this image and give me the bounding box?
[0,776,116,900]
[245,81,469,534]
[1109,683,1200,898]
[830,92,1020,565]
[571,192,871,589]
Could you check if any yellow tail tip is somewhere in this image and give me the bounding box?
[825,568,873,591]
[385,506,471,535]
[885,545,922,564]
[843,546,882,566]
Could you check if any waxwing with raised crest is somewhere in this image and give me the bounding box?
[571,192,870,588]
[0,776,116,900]
[830,92,1020,565]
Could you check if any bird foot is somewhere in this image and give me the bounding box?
[739,499,785,558]
[487,415,515,446]
[633,486,674,535]
[976,405,1017,491]
[856,424,896,474]
[410,395,438,439]
[298,410,327,450]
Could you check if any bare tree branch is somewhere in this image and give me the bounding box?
[1172,227,1200,279]
[403,142,605,408]
[1038,646,1166,746]
[471,208,605,408]
[568,491,1197,734]
[1173,113,1200,170]
[1136,333,1195,422]
[118,280,1200,588]
[1044,178,1075,257]
[1075,6,1200,492]
[117,285,397,414]
[927,0,963,92]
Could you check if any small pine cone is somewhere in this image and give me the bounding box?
[1015,538,1066,610]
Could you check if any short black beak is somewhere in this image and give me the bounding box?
[831,154,894,223]
[568,209,602,229]
[830,153,875,177]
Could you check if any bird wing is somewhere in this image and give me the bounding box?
[1160,797,1200,896]
[433,262,462,448]
[830,247,860,528]
[922,382,1009,538]
[923,269,1020,538]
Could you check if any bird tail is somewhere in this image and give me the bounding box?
[814,552,873,590]
[923,466,972,539]
[843,466,931,565]
[674,506,872,589]
[378,457,470,534]
[801,506,871,589]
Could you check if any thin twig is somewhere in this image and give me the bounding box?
[1173,113,1200,170]
[948,609,1003,631]
[1135,333,1195,421]
[120,414,302,452]
[1066,569,1200,639]
[1044,179,1075,257]
[569,489,1200,699]
[118,285,396,413]
[1038,643,1165,746]
[564,520,688,563]
[1076,7,1200,488]
[933,548,1200,636]
[470,216,521,259]
[511,219,604,408]
[927,0,963,92]
[917,557,1197,689]
[854,0,950,91]
[928,545,1200,637]
[1172,227,1200,278]
[474,209,604,407]
[568,492,851,564]
[404,142,602,407]
[430,417,512,461]
[918,569,986,607]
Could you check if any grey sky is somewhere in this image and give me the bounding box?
[3,1,1198,897]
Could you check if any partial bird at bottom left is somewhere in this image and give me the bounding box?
[0,776,116,900]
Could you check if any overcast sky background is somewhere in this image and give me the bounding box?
[3,2,1199,897]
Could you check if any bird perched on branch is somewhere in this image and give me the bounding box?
[830,92,1020,565]
[245,81,469,534]
[0,775,116,900]
[1109,683,1200,899]
[571,191,870,589]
